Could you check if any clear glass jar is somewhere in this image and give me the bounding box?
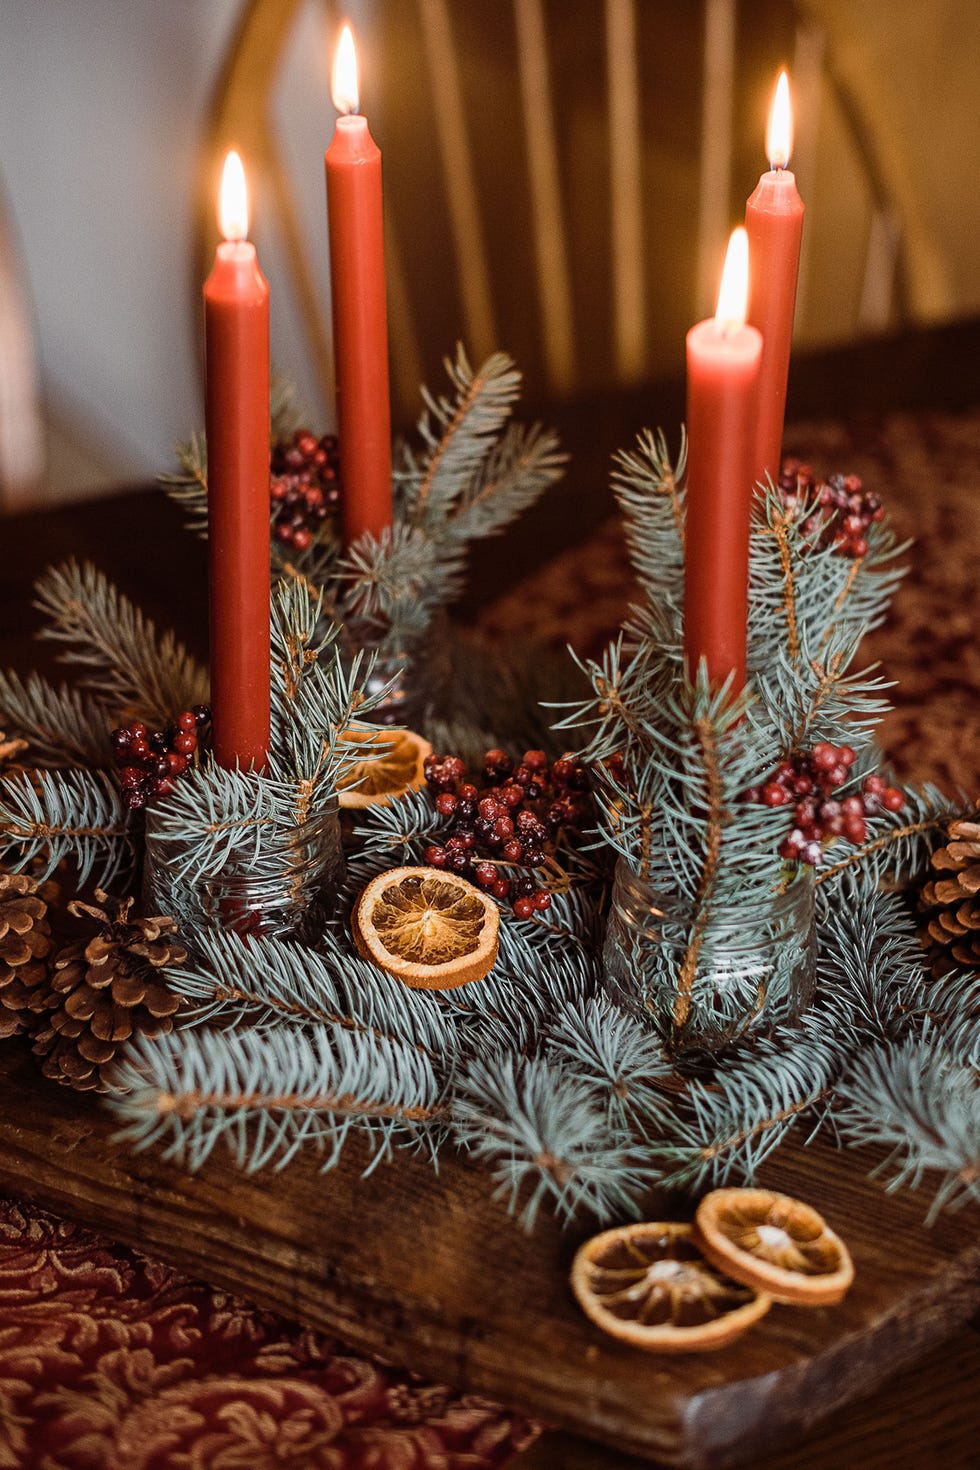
[602,859,816,1051]
[142,803,344,942]
[352,610,453,729]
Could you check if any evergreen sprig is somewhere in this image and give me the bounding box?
[33,560,209,725]
[0,669,112,768]
[453,1055,654,1229]
[161,348,565,672]
[165,928,456,1062]
[835,1034,980,1220]
[110,1025,445,1174]
[0,766,134,885]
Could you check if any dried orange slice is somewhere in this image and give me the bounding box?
[336,728,432,809]
[693,1188,854,1306]
[570,1222,770,1353]
[353,866,499,989]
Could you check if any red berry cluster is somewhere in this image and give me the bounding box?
[270,429,341,552]
[110,706,211,810]
[777,459,883,558]
[747,742,904,865]
[422,748,590,918]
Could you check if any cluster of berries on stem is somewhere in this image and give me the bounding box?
[778,459,883,558]
[747,741,904,865]
[110,706,210,810]
[422,747,590,918]
[270,429,341,552]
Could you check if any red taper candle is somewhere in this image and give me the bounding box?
[745,71,804,490]
[204,151,271,770]
[325,24,392,545]
[684,227,762,693]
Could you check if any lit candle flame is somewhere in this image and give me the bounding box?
[332,24,359,115]
[218,150,249,242]
[714,227,750,332]
[766,70,793,170]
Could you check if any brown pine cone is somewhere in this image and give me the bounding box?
[918,817,980,975]
[0,867,54,1038]
[33,889,185,1092]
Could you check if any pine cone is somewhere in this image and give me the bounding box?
[32,890,185,1091]
[918,818,980,975]
[0,867,54,1038]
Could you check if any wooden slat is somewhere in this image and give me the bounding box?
[694,0,735,318]
[0,1039,977,1468]
[514,1325,980,1468]
[514,0,575,393]
[605,0,646,383]
[417,0,497,361]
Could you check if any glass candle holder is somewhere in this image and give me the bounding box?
[352,610,453,729]
[143,803,344,942]
[602,859,816,1051]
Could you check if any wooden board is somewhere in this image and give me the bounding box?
[0,1039,977,1469]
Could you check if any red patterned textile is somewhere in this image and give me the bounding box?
[0,1196,538,1470]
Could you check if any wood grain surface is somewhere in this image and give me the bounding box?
[0,1039,976,1468]
[515,1319,980,1470]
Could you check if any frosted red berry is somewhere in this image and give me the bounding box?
[749,741,903,865]
[778,460,884,559]
[110,707,210,808]
[421,745,590,914]
[270,429,341,551]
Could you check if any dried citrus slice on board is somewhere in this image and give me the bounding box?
[336,728,432,809]
[352,866,499,989]
[693,1188,855,1306]
[570,1222,770,1353]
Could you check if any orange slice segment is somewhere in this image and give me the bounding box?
[693,1188,855,1306]
[353,866,499,989]
[570,1222,770,1353]
[336,728,432,809]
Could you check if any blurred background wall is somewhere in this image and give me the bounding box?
[0,0,976,508]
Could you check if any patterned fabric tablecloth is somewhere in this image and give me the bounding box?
[0,1196,538,1469]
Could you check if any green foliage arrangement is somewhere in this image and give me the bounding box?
[0,355,976,1233]
[161,346,566,669]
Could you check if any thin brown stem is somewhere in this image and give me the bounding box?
[415,369,486,516]
[815,816,947,886]
[674,718,727,1028]
[638,804,653,883]
[158,1087,448,1125]
[818,556,866,651]
[210,981,439,1063]
[793,652,844,748]
[534,1150,573,1187]
[700,1089,830,1161]
[663,466,685,550]
[594,677,650,749]
[2,819,130,842]
[772,511,800,662]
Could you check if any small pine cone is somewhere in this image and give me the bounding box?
[32,889,185,1092]
[917,817,980,975]
[0,867,54,1039]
